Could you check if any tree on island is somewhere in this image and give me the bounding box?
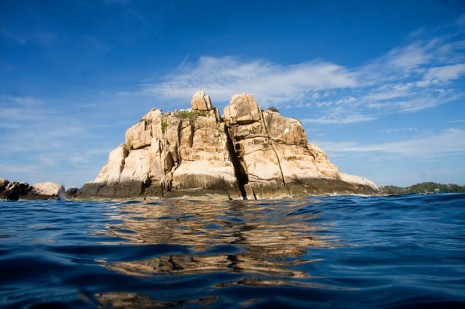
[380,182,465,195]
[266,106,279,113]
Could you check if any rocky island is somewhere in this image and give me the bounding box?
[75,91,378,200]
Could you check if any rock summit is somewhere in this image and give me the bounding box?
[77,91,378,200]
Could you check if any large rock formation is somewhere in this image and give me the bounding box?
[77,92,378,200]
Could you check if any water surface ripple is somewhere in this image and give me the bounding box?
[1,194,465,308]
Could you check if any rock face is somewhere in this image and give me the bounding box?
[0,178,66,200]
[77,91,378,200]
[0,178,9,197]
[0,179,31,200]
[223,94,377,198]
[65,187,79,199]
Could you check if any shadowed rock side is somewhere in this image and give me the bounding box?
[77,91,378,200]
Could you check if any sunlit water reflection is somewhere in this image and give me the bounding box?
[1,195,465,308]
[105,199,326,280]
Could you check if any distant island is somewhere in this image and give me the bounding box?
[380,182,465,195]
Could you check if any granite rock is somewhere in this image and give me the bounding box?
[191,90,212,111]
[76,92,378,200]
[29,182,66,200]
[1,179,66,200]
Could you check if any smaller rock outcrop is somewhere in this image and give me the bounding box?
[224,94,261,125]
[191,90,212,111]
[28,182,66,200]
[0,179,31,200]
[65,187,79,199]
[0,178,9,198]
[0,178,66,200]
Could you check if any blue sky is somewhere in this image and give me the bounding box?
[1,0,465,188]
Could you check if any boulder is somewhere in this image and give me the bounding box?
[339,173,379,192]
[263,110,308,147]
[3,181,31,200]
[191,90,212,111]
[0,178,9,199]
[29,182,66,200]
[65,187,79,199]
[224,94,261,125]
[0,178,9,188]
[1,179,67,200]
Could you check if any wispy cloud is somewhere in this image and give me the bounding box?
[142,57,358,106]
[308,25,465,121]
[380,127,418,134]
[134,14,465,124]
[316,129,465,158]
[384,42,433,73]
[302,112,376,125]
[423,63,465,82]
[0,94,119,186]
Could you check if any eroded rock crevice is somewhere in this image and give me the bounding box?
[224,125,249,199]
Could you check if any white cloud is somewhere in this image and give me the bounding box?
[385,43,433,72]
[380,127,418,134]
[317,129,465,158]
[302,114,376,124]
[0,94,122,186]
[143,56,358,105]
[133,16,465,126]
[424,63,465,82]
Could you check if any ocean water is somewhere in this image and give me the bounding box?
[1,194,465,308]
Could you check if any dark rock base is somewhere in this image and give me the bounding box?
[73,177,378,201]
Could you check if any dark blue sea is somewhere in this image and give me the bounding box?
[1,194,465,308]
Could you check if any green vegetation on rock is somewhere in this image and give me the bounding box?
[176,110,198,120]
[161,121,168,133]
[266,106,279,113]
